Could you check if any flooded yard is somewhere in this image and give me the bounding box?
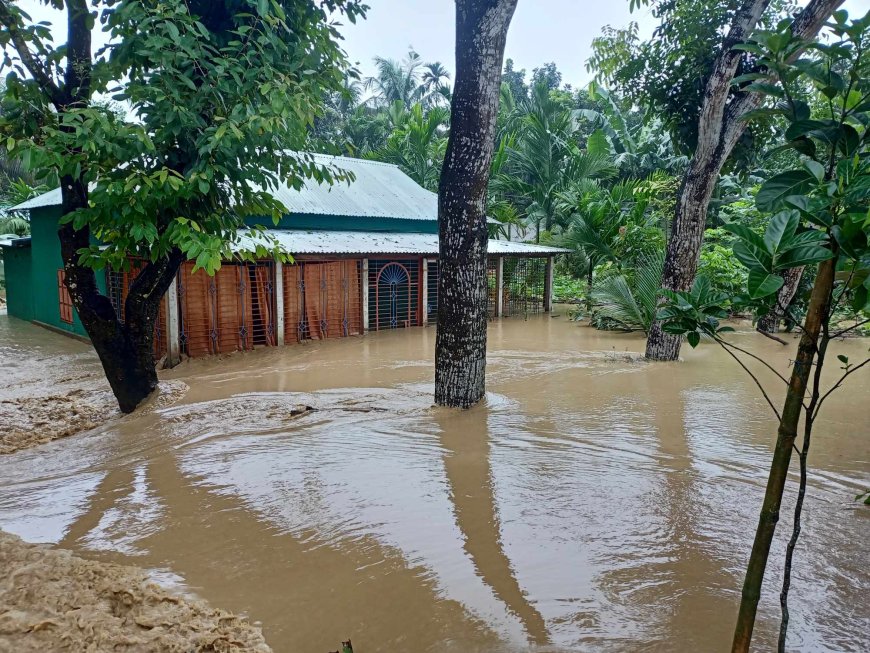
[0,311,867,652]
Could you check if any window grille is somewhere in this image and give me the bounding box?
[368,259,421,330]
[283,260,362,344]
[502,257,546,317]
[425,259,439,321]
[177,261,276,357]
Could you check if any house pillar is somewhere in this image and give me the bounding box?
[165,277,181,367]
[275,260,285,346]
[361,258,369,331]
[544,255,554,312]
[422,258,429,325]
[495,256,504,318]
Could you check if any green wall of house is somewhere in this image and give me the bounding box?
[4,206,106,337]
[1,244,34,321]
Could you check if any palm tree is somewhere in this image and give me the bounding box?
[421,62,451,106]
[590,250,665,332]
[372,103,449,191]
[364,50,426,109]
[495,83,616,242]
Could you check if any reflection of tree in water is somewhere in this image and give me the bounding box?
[434,403,550,647]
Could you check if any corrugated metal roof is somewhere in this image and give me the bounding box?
[12,154,440,220]
[235,230,569,257]
[260,154,438,220]
[11,187,63,210]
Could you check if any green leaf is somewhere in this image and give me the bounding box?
[763,210,799,254]
[756,169,816,212]
[775,245,833,269]
[687,331,700,348]
[747,270,784,298]
[803,160,825,182]
[733,240,772,271]
[586,129,610,156]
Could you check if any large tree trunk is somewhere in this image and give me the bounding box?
[59,208,183,413]
[731,257,835,653]
[645,0,844,361]
[757,266,804,333]
[435,0,517,408]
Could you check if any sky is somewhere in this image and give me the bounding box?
[337,0,659,90]
[10,0,870,91]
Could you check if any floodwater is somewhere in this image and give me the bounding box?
[0,311,868,652]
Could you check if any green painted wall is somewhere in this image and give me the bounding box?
[246,213,438,234]
[27,206,107,337]
[1,243,34,320]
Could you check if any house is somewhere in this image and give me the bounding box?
[1,154,566,363]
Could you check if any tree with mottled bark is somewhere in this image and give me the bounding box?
[0,0,363,412]
[757,266,803,332]
[642,0,845,361]
[435,0,517,408]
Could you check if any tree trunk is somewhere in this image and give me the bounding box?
[435,0,517,408]
[59,210,183,413]
[645,0,772,361]
[645,0,844,361]
[731,257,835,653]
[758,266,804,333]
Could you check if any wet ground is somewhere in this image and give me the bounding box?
[0,311,868,652]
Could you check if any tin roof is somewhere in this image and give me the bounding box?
[235,230,569,257]
[12,154,441,220]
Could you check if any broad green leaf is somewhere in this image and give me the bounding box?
[722,223,766,252]
[775,245,834,269]
[763,210,799,254]
[747,270,784,299]
[803,160,825,182]
[756,169,816,212]
[687,331,700,348]
[733,240,772,271]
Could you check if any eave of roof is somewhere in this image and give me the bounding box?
[235,230,569,257]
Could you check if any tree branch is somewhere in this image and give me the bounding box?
[0,0,64,105]
[813,357,870,418]
[717,337,790,385]
[717,339,782,421]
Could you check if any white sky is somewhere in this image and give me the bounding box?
[10,0,870,90]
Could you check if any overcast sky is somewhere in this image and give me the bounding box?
[337,0,659,89]
[12,0,870,91]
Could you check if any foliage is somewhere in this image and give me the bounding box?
[0,0,368,275]
[371,103,448,190]
[588,0,799,164]
[552,273,587,303]
[698,229,748,298]
[364,49,451,110]
[590,250,665,332]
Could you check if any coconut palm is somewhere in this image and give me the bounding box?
[372,103,449,191]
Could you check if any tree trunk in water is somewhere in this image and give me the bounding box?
[645,0,844,361]
[731,257,835,653]
[645,0,771,361]
[435,0,517,408]
[59,203,183,413]
[758,266,804,333]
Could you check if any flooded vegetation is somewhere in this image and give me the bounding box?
[0,313,867,652]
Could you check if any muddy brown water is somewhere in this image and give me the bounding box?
[0,311,868,652]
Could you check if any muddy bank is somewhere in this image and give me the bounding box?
[0,315,187,454]
[0,530,271,652]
